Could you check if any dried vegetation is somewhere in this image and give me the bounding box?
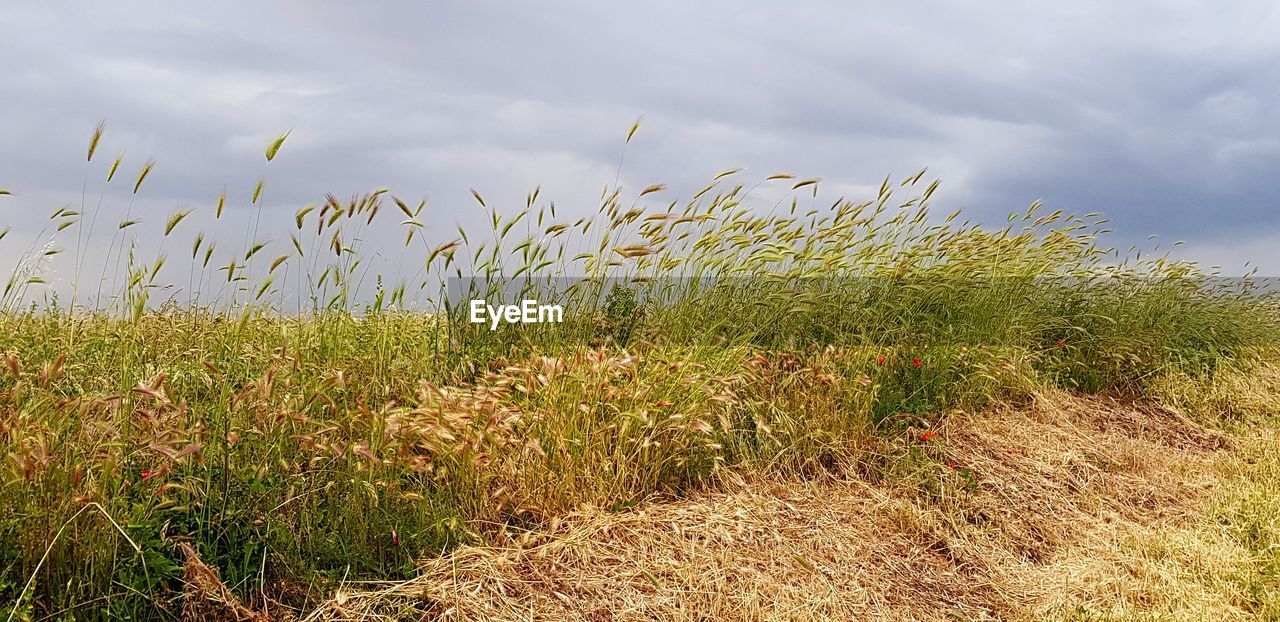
[2,125,1279,620]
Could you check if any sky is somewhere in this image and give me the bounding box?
[3,1,1280,308]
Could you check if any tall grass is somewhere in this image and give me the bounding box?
[1,125,1278,619]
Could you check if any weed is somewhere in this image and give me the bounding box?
[1,124,1278,618]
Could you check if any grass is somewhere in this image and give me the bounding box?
[303,373,1280,621]
[1,124,1279,620]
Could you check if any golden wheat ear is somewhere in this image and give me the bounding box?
[87,120,104,162]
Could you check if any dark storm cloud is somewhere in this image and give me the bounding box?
[2,0,1279,279]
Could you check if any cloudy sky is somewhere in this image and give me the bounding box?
[3,1,1279,306]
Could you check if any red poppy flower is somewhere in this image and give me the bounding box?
[876,355,885,365]
[919,431,940,442]
[140,469,153,480]
[912,358,922,367]
[1056,339,1065,346]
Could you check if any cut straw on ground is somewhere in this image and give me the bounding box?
[296,385,1279,622]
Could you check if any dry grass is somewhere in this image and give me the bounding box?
[177,542,271,622]
[6,125,1280,619]
[298,385,1278,622]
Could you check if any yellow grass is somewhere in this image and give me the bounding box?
[288,373,1280,622]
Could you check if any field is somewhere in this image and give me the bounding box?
[2,128,1280,620]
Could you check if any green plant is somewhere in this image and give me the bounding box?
[2,123,1278,619]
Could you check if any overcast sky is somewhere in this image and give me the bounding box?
[3,1,1279,304]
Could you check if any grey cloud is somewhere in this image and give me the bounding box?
[2,0,1280,288]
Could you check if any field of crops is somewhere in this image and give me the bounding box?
[3,128,1279,620]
